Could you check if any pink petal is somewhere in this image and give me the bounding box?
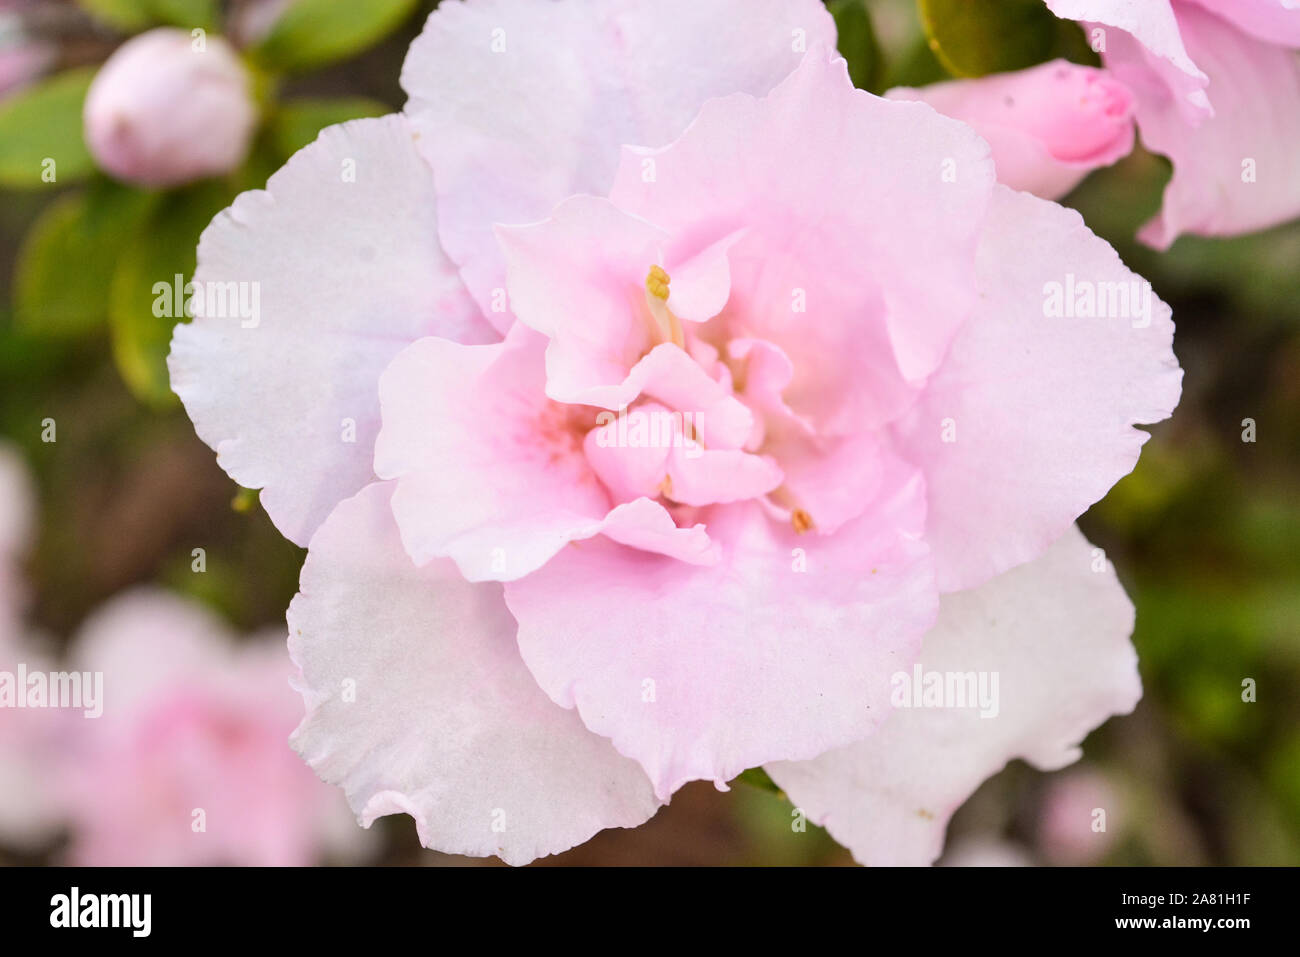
[1182,0,1300,45]
[767,526,1141,866]
[664,229,746,323]
[1132,3,1300,248]
[401,0,835,319]
[583,403,780,509]
[583,404,675,503]
[497,196,756,448]
[375,325,611,581]
[890,186,1181,593]
[495,194,665,401]
[888,60,1136,200]
[289,482,662,865]
[663,445,784,507]
[1045,0,1211,120]
[610,51,996,427]
[598,496,721,566]
[504,469,938,800]
[169,115,491,546]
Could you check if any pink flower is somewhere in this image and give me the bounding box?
[0,6,51,99]
[1045,0,1300,246]
[170,0,1181,865]
[1038,767,1123,864]
[83,28,257,188]
[53,589,367,866]
[228,0,293,48]
[940,837,1034,867]
[0,445,62,851]
[888,59,1136,200]
[0,442,33,618]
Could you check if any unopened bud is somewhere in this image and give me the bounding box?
[84,28,257,188]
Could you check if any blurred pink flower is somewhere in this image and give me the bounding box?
[0,445,62,851]
[888,59,1136,200]
[228,0,293,48]
[1038,767,1123,864]
[53,589,367,866]
[0,443,33,616]
[0,9,51,100]
[1045,0,1300,246]
[83,27,256,188]
[940,837,1034,867]
[170,0,1181,865]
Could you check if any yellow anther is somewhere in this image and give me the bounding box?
[645,264,671,301]
[643,264,683,348]
[791,508,814,535]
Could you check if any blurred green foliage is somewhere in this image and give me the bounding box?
[251,0,420,73]
[0,68,97,189]
[918,0,1098,77]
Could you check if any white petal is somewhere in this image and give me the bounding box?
[169,115,492,546]
[767,526,1142,866]
[400,0,835,314]
[288,482,662,865]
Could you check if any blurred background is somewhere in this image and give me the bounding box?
[1,0,1297,866]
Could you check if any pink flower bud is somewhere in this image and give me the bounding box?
[889,59,1136,200]
[83,28,257,188]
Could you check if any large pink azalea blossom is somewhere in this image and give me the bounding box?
[170,0,1181,865]
[1045,0,1300,246]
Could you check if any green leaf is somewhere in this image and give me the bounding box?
[917,0,1098,78]
[75,0,217,30]
[14,182,156,338]
[732,767,783,796]
[108,182,233,407]
[830,0,885,93]
[75,0,153,31]
[0,69,97,190]
[251,0,419,73]
[231,486,260,513]
[149,0,219,30]
[886,34,952,89]
[269,97,391,159]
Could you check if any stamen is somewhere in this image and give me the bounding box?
[791,508,814,534]
[644,265,685,349]
[646,264,670,300]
